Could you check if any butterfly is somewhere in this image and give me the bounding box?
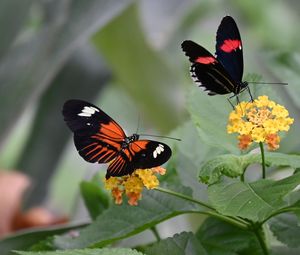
[62,100,172,179]
[181,15,250,98]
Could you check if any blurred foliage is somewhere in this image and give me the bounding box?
[1,0,300,254]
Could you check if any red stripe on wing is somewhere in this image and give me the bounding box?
[195,56,216,64]
[220,39,241,53]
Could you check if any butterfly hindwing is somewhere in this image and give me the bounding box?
[215,15,243,83]
[63,99,125,164]
[106,140,172,178]
[181,40,236,95]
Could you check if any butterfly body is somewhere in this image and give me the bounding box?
[63,100,172,179]
[182,16,248,97]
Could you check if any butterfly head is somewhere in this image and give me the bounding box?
[122,134,140,148]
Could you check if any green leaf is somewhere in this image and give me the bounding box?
[200,152,300,184]
[14,248,144,255]
[93,4,183,133]
[0,223,87,255]
[172,121,225,199]
[263,152,300,168]
[208,173,300,222]
[269,214,300,248]
[80,179,110,220]
[271,246,300,255]
[199,154,245,185]
[187,87,239,154]
[144,232,208,255]
[196,217,261,255]
[54,185,200,249]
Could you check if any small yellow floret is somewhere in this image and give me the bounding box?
[227,96,293,150]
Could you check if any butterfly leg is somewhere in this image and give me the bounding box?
[227,97,235,109]
[246,86,254,102]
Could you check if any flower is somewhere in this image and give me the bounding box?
[104,167,165,206]
[227,96,294,150]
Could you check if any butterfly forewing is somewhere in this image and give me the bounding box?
[215,16,243,83]
[63,100,125,164]
[181,40,236,95]
[106,140,172,178]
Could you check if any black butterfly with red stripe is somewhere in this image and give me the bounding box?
[181,15,249,97]
[63,100,172,179]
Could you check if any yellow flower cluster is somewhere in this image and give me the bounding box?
[227,96,294,150]
[104,166,166,206]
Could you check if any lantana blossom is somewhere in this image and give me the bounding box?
[227,96,294,150]
[104,167,166,206]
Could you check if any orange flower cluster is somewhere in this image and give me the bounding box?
[104,167,166,206]
[227,96,294,150]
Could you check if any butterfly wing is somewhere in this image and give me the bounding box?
[106,140,172,178]
[215,15,243,83]
[181,40,236,95]
[63,99,126,164]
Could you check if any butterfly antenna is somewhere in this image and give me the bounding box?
[139,134,181,141]
[135,114,141,134]
[248,81,288,85]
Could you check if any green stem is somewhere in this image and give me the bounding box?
[259,142,266,179]
[150,226,161,241]
[252,223,269,255]
[260,206,299,225]
[154,187,249,229]
[204,211,248,230]
[240,171,245,182]
[155,187,215,210]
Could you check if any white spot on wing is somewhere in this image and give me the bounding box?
[78,106,99,117]
[153,144,164,158]
[190,66,203,88]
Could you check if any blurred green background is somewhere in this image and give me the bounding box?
[0,0,299,232]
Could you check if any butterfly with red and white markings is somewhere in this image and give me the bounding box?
[181,15,249,97]
[63,100,172,179]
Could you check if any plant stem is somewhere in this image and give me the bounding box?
[155,187,215,210]
[154,187,249,229]
[240,171,245,182]
[260,206,299,225]
[259,142,266,179]
[252,223,269,255]
[150,226,161,242]
[204,211,248,230]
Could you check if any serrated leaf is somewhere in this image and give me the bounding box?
[54,185,200,249]
[200,152,300,184]
[199,154,245,184]
[269,214,300,248]
[14,248,144,255]
[196,217,262,255]
[80,179,110,220]
[145,232,208,255]
[0,223,87,255]
[208,173,300,222]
